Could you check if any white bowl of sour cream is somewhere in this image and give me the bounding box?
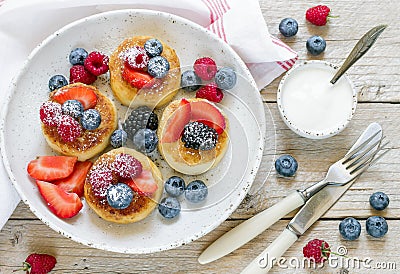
[277,60,357,139]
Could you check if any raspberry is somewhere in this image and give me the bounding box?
[306,5,331,26]
[196,82,224,103]
[89,167,115,200]
[69,65,97,84]
[39,101,62,127]
[194,57,217,80]
[57,115,82,142]
[111,153,143,179]
[84,51,109,76]
[122,46,149,70]
[302,239,331,263]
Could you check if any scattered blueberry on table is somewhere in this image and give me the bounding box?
[306,35,326,55]
[366,216,388,238]
[279,18,299,37]
[369,191,389,211]
[275,155,298,177]
[339,217,361,240]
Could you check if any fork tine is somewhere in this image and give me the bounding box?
[344,136,383,170]
[342,130,382,163]
[349,141,389,176]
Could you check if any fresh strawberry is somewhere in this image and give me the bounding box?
[161,98,191,143]
[27,156,77,181]
[69,64,97,85]
[306,5,332,26]
[190,100,226,134]
[36,180,82,218]
[53,161,92,197]
[303,239,331,263]
[124,169,158,196]
[52,85,97,109]
[23,253,57,274]
[122,64,154,89]
[84,51,109,76]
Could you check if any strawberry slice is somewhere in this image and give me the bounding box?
[52,85,97,109]
[27,156,77,181]
[53,161,93,197]
[190,100,226,134]
[124,170,158,196]
[161,98,191,143]
[36,180,83,218]
[122,64,154,89]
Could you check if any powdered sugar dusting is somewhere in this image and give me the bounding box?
[119,46,149,70]
[57,115,82,142]
[39,101,62,127]
[111,153,143,179]
[89,167,114,199]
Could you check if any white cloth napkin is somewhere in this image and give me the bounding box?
[0,0,297,230]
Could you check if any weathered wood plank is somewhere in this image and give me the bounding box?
[259,0,400,103]
[0,219,398,273]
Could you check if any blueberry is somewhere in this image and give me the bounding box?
[165,176,186,197]
[215,67,237,90]
[106,183,134,209]
[369,191,389,211]
[147,56,170,78]
[69,47,88,65]
[61,100,84,119]
[339,217,361,240]
[48,75,68,91]
[185,180,208,203]
[275,155,298,177]
[366,216,388,238]
[279,18,299,37]
[110,129,128,148]
[158,197,181,219]
[132,128,158,154]
[306,35,326,55]
[144,38,163,57]
[81,109,101,130]
[181,70,202,92]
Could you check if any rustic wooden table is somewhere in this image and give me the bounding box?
[1,0,399,273]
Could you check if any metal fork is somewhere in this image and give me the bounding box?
[198,126,386,265]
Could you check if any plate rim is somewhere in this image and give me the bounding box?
[0,8,266,253]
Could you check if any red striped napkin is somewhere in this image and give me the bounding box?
[0,0,297,230]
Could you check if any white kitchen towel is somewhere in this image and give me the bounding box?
[0,0,297,230]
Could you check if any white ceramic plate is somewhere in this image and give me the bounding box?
[0,9,266,253]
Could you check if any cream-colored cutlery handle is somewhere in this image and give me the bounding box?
[198,191,304,264]
[241,228,298,274]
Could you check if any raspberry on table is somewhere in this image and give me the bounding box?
[69,65,97,84]
[302,239,331,263]
[195,82,224,103]
[306,5,332,26]
[84,51,109,76]
[194,57,217,80]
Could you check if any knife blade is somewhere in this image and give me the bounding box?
[241,123,383,274]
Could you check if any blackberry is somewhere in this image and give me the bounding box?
[122,106,158,139]
[181,121,218,151]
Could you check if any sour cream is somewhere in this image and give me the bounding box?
[277,61,356,139]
